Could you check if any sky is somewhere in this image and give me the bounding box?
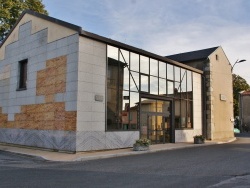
[42,0,250,83]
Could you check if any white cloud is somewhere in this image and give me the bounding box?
[43,0,250,83]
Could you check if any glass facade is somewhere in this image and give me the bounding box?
[107,45,193,131]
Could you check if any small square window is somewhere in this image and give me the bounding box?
[18,59,28,90]
[216,54,219,60]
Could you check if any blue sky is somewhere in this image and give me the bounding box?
[42,0,250,83]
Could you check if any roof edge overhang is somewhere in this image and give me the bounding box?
[80,30,203,74]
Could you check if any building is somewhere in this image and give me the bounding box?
[0,10,233,152]
[167,47,234,140]
[239,91,250,131]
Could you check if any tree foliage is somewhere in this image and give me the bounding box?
[0,0,48,42]
[233,74,250,117]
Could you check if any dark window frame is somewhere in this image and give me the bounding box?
[17,59,28,90]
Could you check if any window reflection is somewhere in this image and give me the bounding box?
[140,74,149,92]
[130,53,139,72]
[120,49,129,64]
[167,64,174,80]
[159,78,166,95]
[129,92,139,129]
[167,81,174,95]
[181,69,187,98]
[130,71,139,92]
[187,71,192,92]
[159,61,166,78]
[150,76,158,95]
[140,56,149,74]
[150,59,158,76]
[108,46,118,60]
[175,67,180,82]
[107,45,193,130]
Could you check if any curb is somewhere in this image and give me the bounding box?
[0,137,237,162]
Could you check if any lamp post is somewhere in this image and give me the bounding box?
[231,59,246,71]
[231,59,246,133]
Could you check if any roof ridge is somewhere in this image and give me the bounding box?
[167,46,219,57]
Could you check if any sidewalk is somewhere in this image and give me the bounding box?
[0,137,236,162]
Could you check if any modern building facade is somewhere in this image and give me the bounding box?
[0,10,233,152]
[167,47,234,140]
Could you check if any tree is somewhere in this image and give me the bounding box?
[233,74,250,117]
[0,0,48,42]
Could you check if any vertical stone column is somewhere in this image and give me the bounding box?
[204,61,214,140]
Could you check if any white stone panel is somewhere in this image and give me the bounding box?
[77,37,106,132]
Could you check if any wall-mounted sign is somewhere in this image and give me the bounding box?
[220,94,227,101]
[95,95,103,102]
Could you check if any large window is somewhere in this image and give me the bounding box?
[174,69,193,129]
[18,59,28,90]
[107,45,193,130]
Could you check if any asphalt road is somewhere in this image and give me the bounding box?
[0,134,250,188]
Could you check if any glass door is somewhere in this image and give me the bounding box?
[140,97,173,144]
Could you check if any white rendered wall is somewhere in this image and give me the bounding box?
[175,72,202,142]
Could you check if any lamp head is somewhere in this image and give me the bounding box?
[238,59,246,63]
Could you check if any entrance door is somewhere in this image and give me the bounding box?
[140,97,174,144]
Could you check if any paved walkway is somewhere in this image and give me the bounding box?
[0,137,236,162]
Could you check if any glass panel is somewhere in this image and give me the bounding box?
[167,81,174,95]
[122,90,129,130]
[150,59,158,76]
[148,115,157,143]
[175,99,181,128]
[140,55,149,74]
[187,100,192,128]
[181,100,187,128]
[187,71,192,92]
[119,49,129,64]
[181,69,187,99]
[159,78,166,95]
[140,74,149,92]
[159,61,166,78]
[187,71,193,99]
[130,52,139,72]
[123,68,129,90]
[167,64,174,80]
[141,98,156,112]
[140,113,148,138]
[108,45,118,60]
[130,92,139,129]
[175,81,181,97]
[175,66,180,82]
[157,100,163,113]
[150,76,158,95]
[130,71,139,92]
[107,58,119,130]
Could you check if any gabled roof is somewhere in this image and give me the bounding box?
[166,47,219,62]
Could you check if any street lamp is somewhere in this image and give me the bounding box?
[231,59,246,71]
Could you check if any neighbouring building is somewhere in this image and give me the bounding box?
[0,10,233,152]
[239,91,250,131]
[167,47,234,140]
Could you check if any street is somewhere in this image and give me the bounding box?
[0,135,250,188]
